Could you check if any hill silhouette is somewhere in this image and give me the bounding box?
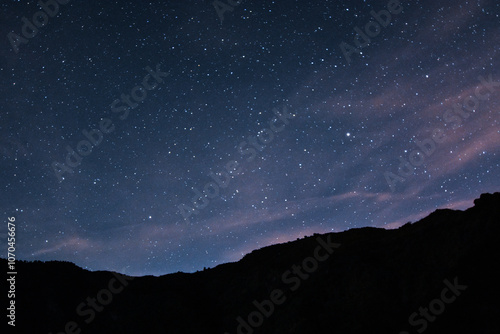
[2,192,499,334]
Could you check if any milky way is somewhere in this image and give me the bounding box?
[1,0,499,276]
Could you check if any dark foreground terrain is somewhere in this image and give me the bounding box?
[3,192,499,334]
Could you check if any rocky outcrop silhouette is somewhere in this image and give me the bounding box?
[2,192,499,334]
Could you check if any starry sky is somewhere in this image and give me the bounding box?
[1,0,499,276]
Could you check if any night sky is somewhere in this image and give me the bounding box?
[1,0,499,276]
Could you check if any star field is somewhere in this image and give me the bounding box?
[0,0,499,276]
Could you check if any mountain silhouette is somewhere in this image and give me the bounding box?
[2,192,499,334]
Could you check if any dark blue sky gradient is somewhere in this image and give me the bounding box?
[0,0,499,276]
